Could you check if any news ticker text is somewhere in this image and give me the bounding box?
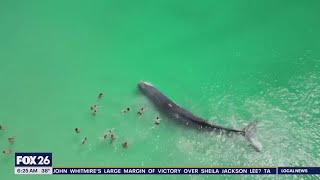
[14,167,320,175]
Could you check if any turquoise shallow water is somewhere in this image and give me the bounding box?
[0,0,320,179]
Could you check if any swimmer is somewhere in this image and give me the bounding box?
[122,107,130,113]
[81,137,88,144]
[105,128,114,136]
[90,104,99,111]
[110,134,116,140]
[137,107,146,116]
[0,124,4,130]
[106,128,114,134]
[8,136,15,143]
[75,128,80,133]
[99,129,114,141]
[92,109,97,116]
[155,116,161,125]
[2,149,14,155]
[122,141,128,148]
[99,133,109,141]
[99,134,109,141]
[98,92,104,99]
[110,134,116,143]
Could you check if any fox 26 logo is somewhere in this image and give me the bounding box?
[15,153,52,167]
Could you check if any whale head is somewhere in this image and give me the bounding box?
[138,81,153,92]
[138,81,159,99]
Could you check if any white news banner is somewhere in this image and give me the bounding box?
[15,167,52,175]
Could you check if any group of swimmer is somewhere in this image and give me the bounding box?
[124,107,161,125]
[0,125,16,155]
[76,92,162,149]
[90,92,104,116]
[124,106,161,124]
[75,127,128,148]
[1,91,162,155]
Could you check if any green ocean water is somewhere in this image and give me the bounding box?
[0,0,319,179]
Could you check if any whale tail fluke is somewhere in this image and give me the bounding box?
[243,120,262,152]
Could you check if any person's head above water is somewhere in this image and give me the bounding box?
[122,141,128,148]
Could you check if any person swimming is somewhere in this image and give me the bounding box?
[90,104,99,111]
[2,149,14,155]
[0,124,4,130]
[92,109,97,116]
[110,134,116,143]
[122,107,130,113]
[99,128,114,141]
[122,141,128,148]
[75,128,80,133]
[107,128,114,134]
[8,136,15,143]
[90,104,97,111]
[155,116,161,125]
[81,137,88,144]
[137,107,145,116]
[98,92,104,99]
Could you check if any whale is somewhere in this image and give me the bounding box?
[138,81,262,152]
